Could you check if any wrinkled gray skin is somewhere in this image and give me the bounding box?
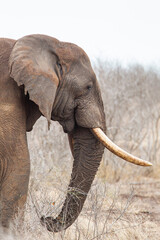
[0,35,105,232]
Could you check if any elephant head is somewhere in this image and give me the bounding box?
[9,34,152,232]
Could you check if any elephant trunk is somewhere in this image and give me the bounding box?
[41,126,104,232]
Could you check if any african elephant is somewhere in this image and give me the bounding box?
[0,34,151,232]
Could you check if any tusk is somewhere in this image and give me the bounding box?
[68,133,74,157]
[91,128,152,167]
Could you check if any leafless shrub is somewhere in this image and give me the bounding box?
[1,181,139,240]
[95,60,160,181]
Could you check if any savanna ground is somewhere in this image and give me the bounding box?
[1,62,160,239]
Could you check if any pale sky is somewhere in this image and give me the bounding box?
[1,0,160,67]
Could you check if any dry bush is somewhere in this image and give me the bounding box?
[1,179,148,240]
[95,60,160,181]
[1,177,158,239]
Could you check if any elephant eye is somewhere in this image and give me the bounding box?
[57,62,63,76]
[87,84,92,91]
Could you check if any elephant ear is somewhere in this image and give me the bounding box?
[9,34,59,120]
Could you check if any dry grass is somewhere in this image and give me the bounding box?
[1,62,160,239]
[1,174,159,239]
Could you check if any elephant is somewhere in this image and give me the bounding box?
[0,34,152,232]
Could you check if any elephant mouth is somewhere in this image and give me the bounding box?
[51,114,75,133]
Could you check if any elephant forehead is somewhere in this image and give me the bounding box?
[57,42,90,63]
